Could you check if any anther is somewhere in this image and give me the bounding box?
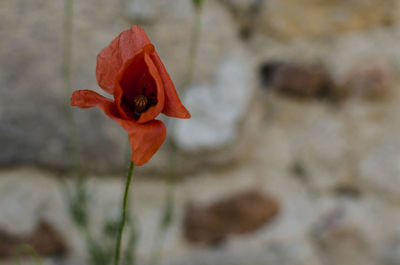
[133,95,148,113]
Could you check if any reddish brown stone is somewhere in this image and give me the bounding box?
[0,220,67,259]
[270,63,333,99]
[334,59,394,100]
[183,190,279,246]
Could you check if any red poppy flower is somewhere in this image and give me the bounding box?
[71,25,190,166]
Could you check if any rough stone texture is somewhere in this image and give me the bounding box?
[3,0,400,173]
[335,58,395,100]
[359,139,400,199]
[173,58,252,151]
[2,154,400,265]
[2,1,400,263]
[310,208,376,265]
[266,63,333,99]
[256,0,399,39]
[123,0,161,24]
[0,0,128,172]
[183,190,279,245]
[0,221,68,258]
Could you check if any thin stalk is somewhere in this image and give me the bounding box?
[63,0,82,174]
[63,0,73,93]
[181,3,203,91]
[149,3,204,265]
[114,161,135,265]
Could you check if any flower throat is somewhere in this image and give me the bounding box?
[132,87,156,115]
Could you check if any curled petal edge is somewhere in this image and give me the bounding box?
[151,53,191,119]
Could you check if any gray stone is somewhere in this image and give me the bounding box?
[123,0,160,23]
[0,0,130,172]
[173,59,251,151]
[310,206,377,265]
[381,235,400,265]
[164,239,320,265]
[292,115,348,191]
[359,139,400,199]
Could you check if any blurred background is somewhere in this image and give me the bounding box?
[1,0,400,264]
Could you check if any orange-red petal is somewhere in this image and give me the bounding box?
[71,89,113,108]
[136,53,165,123]
[71,90,125,125]
[96,25,152,95]
[114,45,164,122]
[70,89,167,166]
[151,53,191,119]
[97,106,167,166]
[128,120,166,166]
[78,25,189,166]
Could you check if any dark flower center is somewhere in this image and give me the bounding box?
[133,95,148,113]
[121,87,157,119]
[117,54,158,120]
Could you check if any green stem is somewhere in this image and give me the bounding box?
[63,0,82,175]
[63,0,73,92]
[181,3,203,91]
[114,161,135,265]
[150,3,204,265]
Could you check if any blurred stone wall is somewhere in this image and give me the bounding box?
[1,0,400,174]
[2,1,400,264]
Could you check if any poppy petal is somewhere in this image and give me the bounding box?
[70,89,113,108]
[71,90,129,130]
[96,25,152,95]
[151,53,191,119]
[92,106,166,166]
[113,48,147,121]
[71,90,166,166]
[114,45,162,122]
[128,120,166,166]
[136,53,165,124]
